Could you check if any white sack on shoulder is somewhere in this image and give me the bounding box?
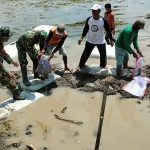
[122,76,150,97]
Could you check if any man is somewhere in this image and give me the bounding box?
[43,24,73,73]
[0,26,25,100]
[115,20,145,77]
[76,4,114,71]
[104,3,116,44]
[16,30,48,86]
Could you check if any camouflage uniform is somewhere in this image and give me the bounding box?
[16,30,47,67]
[16,30,48,86]
[0,41,18,91]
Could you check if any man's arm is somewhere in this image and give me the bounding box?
[52,35,67,54]
[2,49,13,64]
[82,17,91,37]
[78,17,91,45]
[103,17,113,41]
[0,62,8,74]
[133,32,143,56]
[111,13,116,35]
[133,32,139,50]
[123,31,135,54]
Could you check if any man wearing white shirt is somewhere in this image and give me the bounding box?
[76,4,114,71]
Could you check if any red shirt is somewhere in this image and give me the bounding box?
[104,11,115,29]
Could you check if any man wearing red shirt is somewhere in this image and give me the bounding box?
[104,3,116,44]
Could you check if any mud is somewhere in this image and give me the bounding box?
[1,63,150,99]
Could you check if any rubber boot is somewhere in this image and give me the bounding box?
[33,58,39,78]
[20,66,31,86]
[11,89,26,100]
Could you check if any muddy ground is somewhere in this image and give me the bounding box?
[1,63,150,99]
[0,64,150,149]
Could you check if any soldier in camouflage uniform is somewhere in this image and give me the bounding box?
[16,30,48,86]
[0,26,25,100]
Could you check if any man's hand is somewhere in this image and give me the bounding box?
[12,61,19,67]
[49,53,54,59]
[7,72,16,79]
[78,37,83,45]
[133,52,138,58]
[137,49,143,57]
[110,41,114,47]
[112,30,115,35]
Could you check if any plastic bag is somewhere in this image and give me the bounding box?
[122,76,150,97]
[36,54,50,75]
[132,53,144,76]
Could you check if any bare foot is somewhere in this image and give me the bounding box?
[65,67,73,73]
[27,144,37,150]
[76,66,80,71]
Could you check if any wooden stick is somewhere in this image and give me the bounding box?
[54,114,83,125]
[94,79,109,150]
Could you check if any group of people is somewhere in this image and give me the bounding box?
[0,3,145,102]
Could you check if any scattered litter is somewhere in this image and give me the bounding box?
[137,101,141,104]
[54,114,83,125]
[75,140,81,144]
[26,131,32,135]
[26,124,32,131]
[36,121,47,132]
[61,107,67,113]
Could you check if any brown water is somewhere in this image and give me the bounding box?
[6,87,150,150]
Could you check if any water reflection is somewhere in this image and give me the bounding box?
[115,99,141,129]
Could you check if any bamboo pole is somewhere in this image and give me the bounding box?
[94,79,109,150]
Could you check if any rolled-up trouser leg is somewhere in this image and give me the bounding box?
[78,41,95,68]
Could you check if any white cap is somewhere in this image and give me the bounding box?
[91,4,101,10]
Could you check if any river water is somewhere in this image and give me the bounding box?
[0,0,150,149]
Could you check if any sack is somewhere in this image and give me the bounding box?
[132,53,144,76]
[36,55,50,75]
[122,76,150,97]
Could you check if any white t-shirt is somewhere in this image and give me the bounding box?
[87,17,105,44]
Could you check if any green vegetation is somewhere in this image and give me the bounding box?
[66,20,86,27]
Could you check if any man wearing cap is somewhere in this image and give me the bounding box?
[115,20,145,77]
[76,4,114,71]
[16,30,48,86]
[0,26,25,100]
[43,24,73,73]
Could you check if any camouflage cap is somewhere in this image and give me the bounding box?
[135,20,145,29]
[0,26,13,38]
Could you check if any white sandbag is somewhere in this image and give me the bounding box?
[89,65,130,76]
[33,25,53,33]
[20,72,61,91]
[0,91,44,118]
[122,76,150,97]
[4,42,18,58]
[90,45,115,59]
